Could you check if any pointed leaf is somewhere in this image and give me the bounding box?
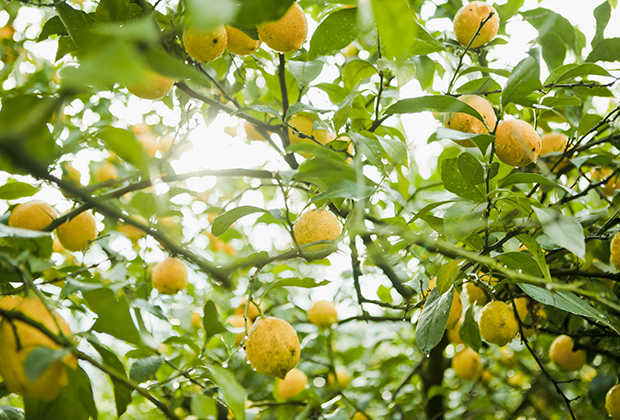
[211,206,267,236]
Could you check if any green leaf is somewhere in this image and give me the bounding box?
[202,300,228,340]
[500,173,567,192]
[460,66,511,78]
[55,2,95,49]
[457,153,485,186]
[522,8,578,53]
[379,136,408,166]
[129,356,164,383]
[497,252,542,278]
[89,291,148,346]
[547,63,612,84]
[0,225,53,260]
[190,394,218,418]
[24,347,72,382]
[293,158,361,192]
[288,60,324,87]
[0,406,23,420]
[0,182,39,200]
[440,158,485,202]
[459,306,481,352]
[538,31,566,70]
[376,58,416,88]
[204,365,246,420]
[349,133,383,170]
[38,16,68,41]
[586,38,620,62]
[184,0,236,29]
[234,0,295,26]
[517,234,551,282]
[211,206,267,236]
[269,277,330,289]
[88,340,132,417]
[518,283,619,334]
[501,50,542,107]
[593,1,612,47]
[434,127,495,154]
[385,95,486,125]
[416,287,453,354]
[589,374,616,409]
[342,60,377,90]
[444,202,485,243]
[309,180,375,204]
[377,284,393,303]
[96,127,148,174]
[436,261,460,294]
[532,207,585,259]
[309,8,360,59]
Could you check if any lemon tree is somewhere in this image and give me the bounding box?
[3,1,620,420]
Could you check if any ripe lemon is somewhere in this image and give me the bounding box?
[540,132,568,155]
[591,167,619,196]
[277,368,308,400]
[512,297,535,338]
[226,26,261,55]
[352,412,369,420]
[426,278,462,329]
[327,368,350,388]
[235,297,262,321]
[611,232,620,270]
[131,123,150,135]
[138,132,160,157]
[479,369,492,386]
[244,121,269,141]
[152,257,188,295]
[95,162,118,183]
[117,215,148,243]
[494,119,541,167]
[257,3,308,53]
[206,232,236,255]
[8,200,58,231]
[56,211,98,252]
[288,114,330,156]
[227,314,253,345]
[453,1,500,49]
[0,295,22,321]
[446,318,463,344]
[606,384,620,419]
[444,95,496,147]
[126,70,174,100]
[452,347,482,381]
[292,209,341,252]
[0,298,76,401]
[245,316,300,379]
[464,282,486,304]
[479,300,518,346]
[307,300,338,328]
[183,25,228,63]
[191,312,202,329]
[549,334,586,372]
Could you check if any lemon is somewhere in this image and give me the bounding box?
[152,257,188,295]
[257,3,308,53]
[352,412,369,420]
[226,26,261,55]
[426,278,462,329]
[327,368,349,388]
[227,314,253,345]
[453,1,500,49]
[479,369,492,386]
[206,232,236,255]
[611,232,620,270]
[126,70,174,100]
[0,295,22,321]
[245,316,300,379]
[131,123,150,135]
[183,25,228,63]
[444,95,496,147]
[292,209,341,252]
[549,334,586,372]
[8,200,58,231]
[138,132,160,157]
[479,300,518,346]
[95,162,118,183]
[452,347,482,380]
[0,298,76,401]
[288,114,330,156]
[512,297,535,338]
[446,318,463,345]
[191,312,202,329]
[494,119,541,167]
[277,368,307,400]
[464,282,486,305]
[540,132,568,155]
[235,297,262,321]
[56,211,98,252]
[244,121,269,141]
[307,300,338,328]
[117,215,148,243]
[591,167,620,196]
[606,384,620,419]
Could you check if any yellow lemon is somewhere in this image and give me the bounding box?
[245,317,300,379]
[95,162,118,183]
[292,209,341,252]
[235,297,262,321]
[426,278,462,329]
[56,211,98,252]
[478,300,519,346]
[327,368,349,388]
[227,314,253,345]
[126,70,174,100]
[307,300,338,328]
[117,215,149,243]
[540,132,568,155]
[512,297,535,338]
[257,3,308,53]
[453,1,500,49]
[183,25,228,63]
[591,167,620,196]
[152,257,188,295]
[444,95,496,147]
[277,368,308,400]
[8,200,58,231]
[494,119,541,167]
[549,334,586,372]
[606,384,620,420]
[288,114,330,157]
[452,348,482,381]
[611,231,620,270]
[226,26,261,55]
[244,121,269,141]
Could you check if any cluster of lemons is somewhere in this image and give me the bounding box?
[127,3,308,100]
[446,2,568,169]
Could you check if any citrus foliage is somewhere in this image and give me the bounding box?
[2,0,620,420]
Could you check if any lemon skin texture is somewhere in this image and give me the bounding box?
[606,384,620,420]
[8,200,58,231]
[57,211,98,252]
[245,316,300,379]
[479,300,519,346]
[257,3,308,53]
[292,209,341,252]
[0,298,76,401]
[453,1,500,49]
[444,95,496,147]
[183,25,228,63]
[226,26,261,55]
[277,368,308,400]
[307,300,338,328]
[494,119,541,167]
[549,334,586,372]
[126,70,174,100]
[152,257,188,295]
[452,348,483,380]
[611,231,620,270]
